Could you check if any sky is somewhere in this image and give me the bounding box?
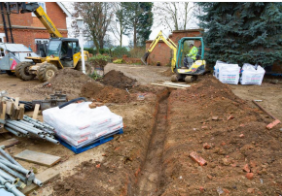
[62,2,200,46]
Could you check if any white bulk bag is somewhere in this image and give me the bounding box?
[43,102,123,147]
[218,64,240,85]
[240,63,265,85]
[213,60,226,78]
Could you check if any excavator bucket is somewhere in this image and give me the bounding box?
[141,52,150,65]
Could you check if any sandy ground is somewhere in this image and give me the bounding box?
[0,64,281,195]
[0,73,44,101]
[231,83,282,118]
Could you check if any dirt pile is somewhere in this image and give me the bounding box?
[80,81,164,104]
[81,84,132,103]
[27,69,101,99]
[80,81,104,98]
[159,76,282,195]
[102,70,137,89]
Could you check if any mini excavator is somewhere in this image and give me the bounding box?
[141,31,206,83]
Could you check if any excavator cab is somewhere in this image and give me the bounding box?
[171,37,206,83]
[16,38,91,82]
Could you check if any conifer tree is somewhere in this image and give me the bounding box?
[197,2,282,67]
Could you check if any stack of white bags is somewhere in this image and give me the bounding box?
[214,60,265,85]
[43,102,123,148]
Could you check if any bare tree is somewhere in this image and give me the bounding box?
[154,2,198,31]
[109,6,125,46]
[72,2,115,51]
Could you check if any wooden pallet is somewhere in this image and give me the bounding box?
[57,129,123,154]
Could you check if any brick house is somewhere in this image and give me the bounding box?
[0,2,71,52]
[145,29,203,66]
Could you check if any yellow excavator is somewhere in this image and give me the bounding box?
[8,3,91,82]
[141,31,206,83]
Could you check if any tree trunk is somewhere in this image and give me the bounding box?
[119,23,123,46]
[133,25,137,48]
[93,38,100,53]
[184,3,188,30]
[120,33,122,46]
[99,38,104,49]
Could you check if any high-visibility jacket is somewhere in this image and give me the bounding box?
[187,46,198,60]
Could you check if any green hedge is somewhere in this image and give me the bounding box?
[84,48,112,55]
[112,46,130,58]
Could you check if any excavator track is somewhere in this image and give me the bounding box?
[185,75,198,83]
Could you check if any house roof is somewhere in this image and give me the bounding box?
[172,29,204,33]
[56,2,71,18]
[0,43,31,52]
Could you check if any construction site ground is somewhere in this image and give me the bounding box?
[0,63,281,195]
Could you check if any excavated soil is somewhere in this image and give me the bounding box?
[53,76,282,196]
[102,70,137,89]
[80,83,132,103]
[160,76,282,195]
[26,69,101,99]
[53,88,170,196]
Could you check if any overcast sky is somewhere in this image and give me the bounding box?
[62,2,200,46]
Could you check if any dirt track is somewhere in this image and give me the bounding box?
[0,64,281,195]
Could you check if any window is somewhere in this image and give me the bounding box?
[35,39,49,45]
[47,40,61,57]
[73,42,80,53]
[32,2,46,17]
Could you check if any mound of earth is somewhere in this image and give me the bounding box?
[80,81,104,98]
[27,69,101,99]
[160,76,282,195]
[80,83,132,103]
[102,70,137,89]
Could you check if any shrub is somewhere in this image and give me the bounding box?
[89,54,112,76]
[129,47,146,58]
[112,46,130,58]
[113,59,124,64]
[89,70,103,80]
[89,54,111,66]
[84,48,112,55]
[84,48,95,55]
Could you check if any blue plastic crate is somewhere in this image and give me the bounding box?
[57,129,123,154]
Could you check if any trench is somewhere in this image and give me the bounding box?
[135,95,169,196]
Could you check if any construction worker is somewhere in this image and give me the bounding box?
[184,44,198,68]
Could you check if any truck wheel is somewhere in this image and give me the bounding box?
[15,62,35,81]
[75,61,92,75]
[37,63,58,82]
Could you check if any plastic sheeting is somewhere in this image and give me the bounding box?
[43,102,123,148]
[214,60,240,85]
[240,63,265,85]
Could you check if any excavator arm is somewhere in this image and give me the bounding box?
[20,3,62,38]
[141,31,177,66]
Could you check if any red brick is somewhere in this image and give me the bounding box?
[243,164,251,173]
[189,151,207,166]
[0,3,68,51]
[246,173,254,180]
